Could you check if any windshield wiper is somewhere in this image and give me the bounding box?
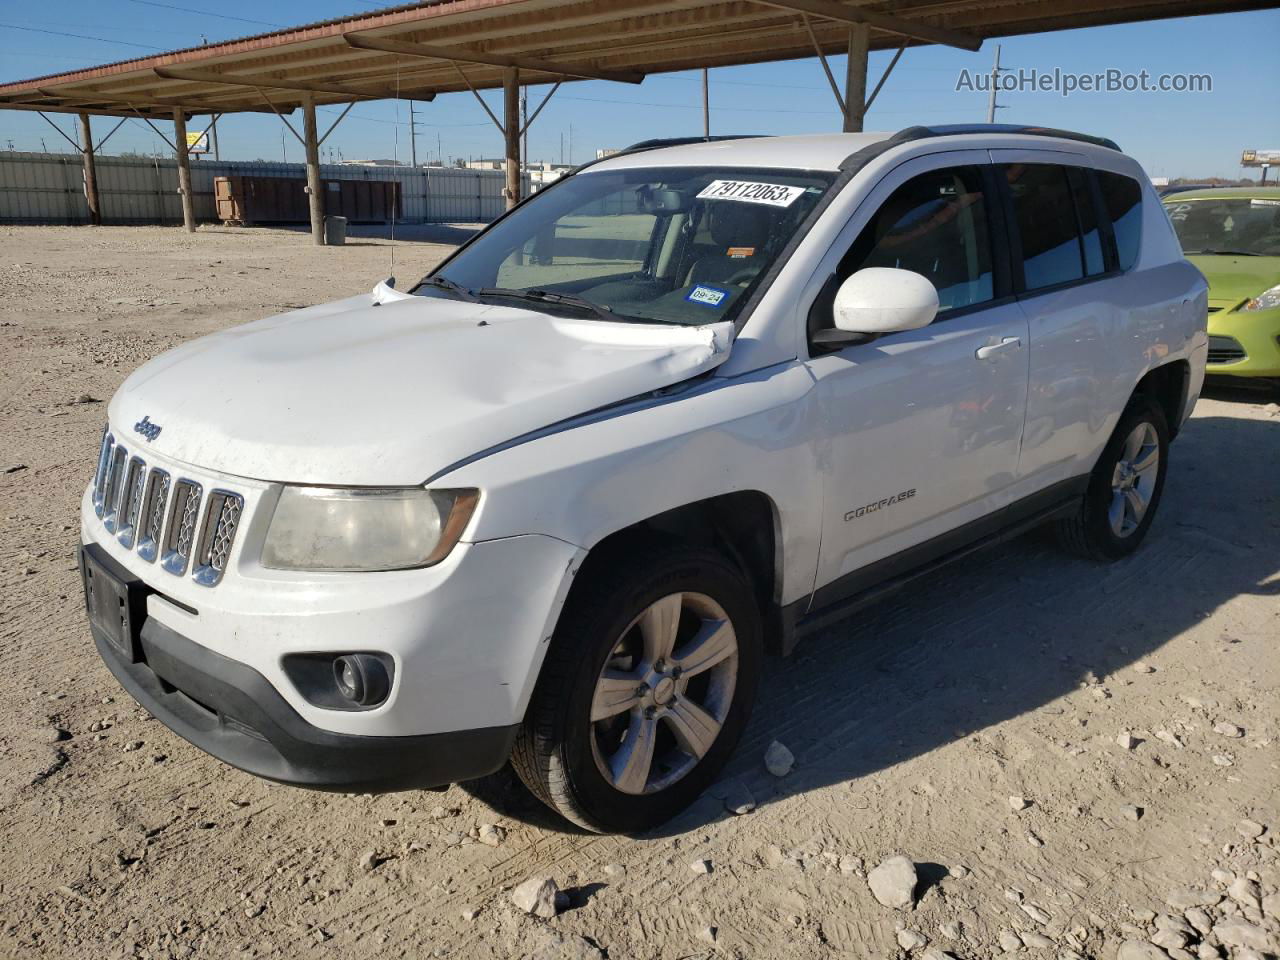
[475,287,619,323]
[419,274,478,301]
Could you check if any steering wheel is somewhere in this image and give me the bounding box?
[723,267,760,286]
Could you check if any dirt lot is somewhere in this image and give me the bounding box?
[1,225,1277,960]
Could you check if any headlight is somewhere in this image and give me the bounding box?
[262,487,479,572]
[1242,283,1280,311]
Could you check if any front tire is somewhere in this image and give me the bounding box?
[1056,394,1169,561]
[511,545,762,834]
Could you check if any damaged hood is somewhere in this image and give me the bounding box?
[108,291,734,485]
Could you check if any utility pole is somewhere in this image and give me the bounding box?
[409,103,419,168]
[986,43,1005,123]
[521,87,528,176]
[702,68,710,139]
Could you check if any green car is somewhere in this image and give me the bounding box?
[1163,187,1280,383]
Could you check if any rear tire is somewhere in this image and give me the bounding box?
[511,544,762,834]
[1055,394,1169,561]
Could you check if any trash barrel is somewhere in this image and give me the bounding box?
[324,215,348,246]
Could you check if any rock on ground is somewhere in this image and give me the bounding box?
[512,877,560,919]
[1117,942,1171,960]
[763,740,795,777]
[867,855,917,909]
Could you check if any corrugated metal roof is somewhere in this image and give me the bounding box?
[1,0,1273,118]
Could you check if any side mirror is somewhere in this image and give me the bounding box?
[829,267,939,338]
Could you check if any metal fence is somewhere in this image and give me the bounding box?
[0,152,531,225]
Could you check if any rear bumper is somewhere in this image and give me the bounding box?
[92,590,517,792]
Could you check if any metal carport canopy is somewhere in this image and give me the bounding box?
[0,0,1270,236]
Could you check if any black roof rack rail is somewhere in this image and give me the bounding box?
[892,123,1121,152]
[568,134,765,174]
[567,125,1119,180]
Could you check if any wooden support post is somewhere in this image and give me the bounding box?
[843,24,869,133]
[172,108,195,232]
[77,112,101,226]
[503,66,520,210]
[302,97,325,245]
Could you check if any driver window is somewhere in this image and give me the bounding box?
[816,166,996,334]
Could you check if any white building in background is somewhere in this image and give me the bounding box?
[461,158,572,188]
[528,161,572,186]
[338,158,412,167]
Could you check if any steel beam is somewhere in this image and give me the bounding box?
[153,67,437,102]
[172,108,196,232]
[302,97,325,245]
[754,0,981,51]
[842,23,868,132]
[0,101,174,120]
[503,67,521,209]
[78,113,101,226]
[343,33,645,85]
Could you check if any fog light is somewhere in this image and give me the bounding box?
[333,654,390,707]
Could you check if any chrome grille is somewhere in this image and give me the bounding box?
[92,428,113,516]
[89,423,245,588]
[193,491,244,586]
[101,445,129,533]
[116,457,147,549]
[1207,335,1246,365]
[161,479,203,576]
[137,468,170,563]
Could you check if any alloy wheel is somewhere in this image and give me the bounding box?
[1109,421,1160,537]
[588,592,738,795]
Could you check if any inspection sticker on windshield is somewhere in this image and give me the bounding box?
[697,179,805,207]
[686,284,729,307]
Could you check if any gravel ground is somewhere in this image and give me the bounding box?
[1,225,1277,960]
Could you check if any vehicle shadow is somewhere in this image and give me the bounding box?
[463,410,1278,837]
[344,222,485,246]
[1201,377,1279,405]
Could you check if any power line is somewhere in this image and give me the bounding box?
[0,21,164,49]
[316,106,491,128]
[125,0,285,28]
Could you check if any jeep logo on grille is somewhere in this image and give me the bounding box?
[133,416,162,442]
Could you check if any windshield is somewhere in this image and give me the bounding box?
[1164,196,1280,256]
[416,166,837,325]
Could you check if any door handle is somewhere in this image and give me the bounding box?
[976,337,1022,360]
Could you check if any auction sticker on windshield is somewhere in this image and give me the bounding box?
[697,180,806,207]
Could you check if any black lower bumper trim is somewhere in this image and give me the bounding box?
[93,614,517,793]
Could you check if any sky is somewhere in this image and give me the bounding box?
[1,3,1277,180]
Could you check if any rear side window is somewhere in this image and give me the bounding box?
[1098,171,1143,271]
[1003,164,1085,291]
[838,166,995,313]
[1067,167,1106,276]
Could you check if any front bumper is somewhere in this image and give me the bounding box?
[1206,306,1280,377]
[87,544,518,791]
[82,476,584,739]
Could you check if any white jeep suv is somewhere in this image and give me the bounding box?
[80,125,1208,833]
